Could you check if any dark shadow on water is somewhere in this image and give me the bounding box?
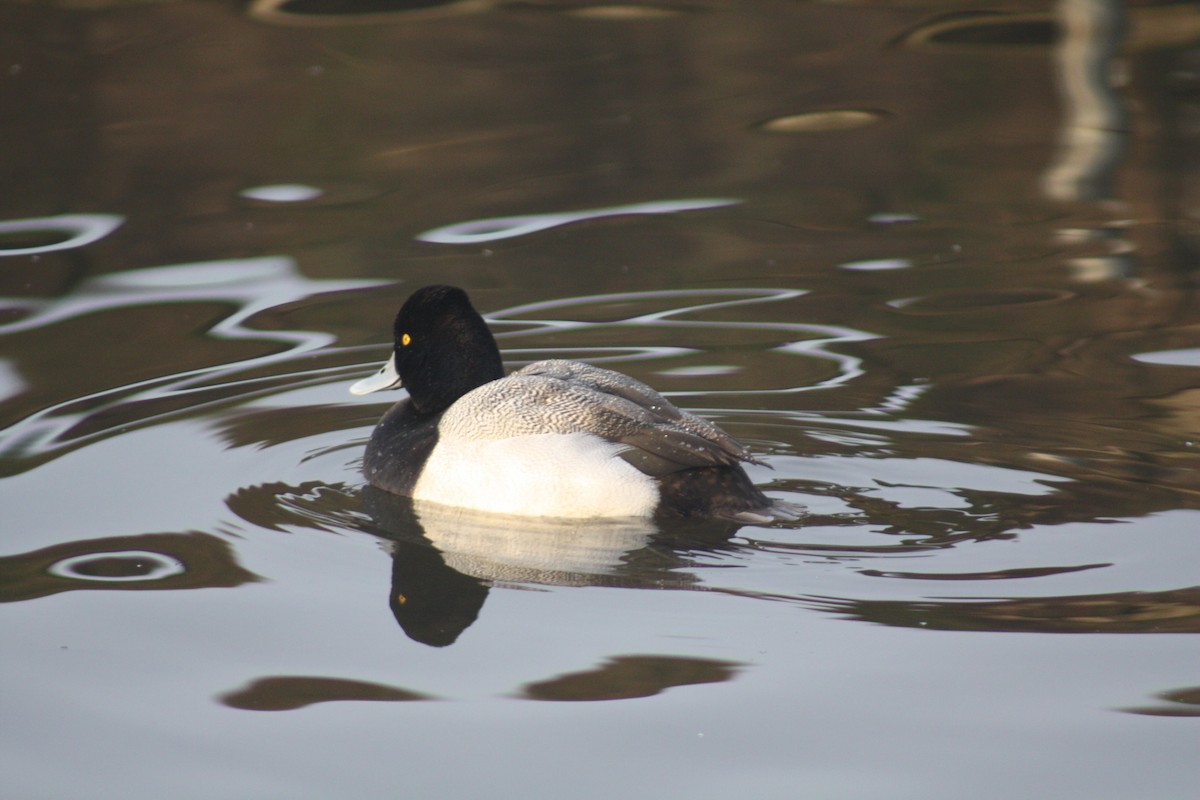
[226,480,369,534]
[247,0,491,26]
[895,12,1060,50]
[0,531,261,603]
[812,586,1200,634]
[1119,685,1200,718]
[218,674,435,711]
[517,654,743,702]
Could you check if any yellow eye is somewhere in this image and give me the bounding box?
[401,333,411,346]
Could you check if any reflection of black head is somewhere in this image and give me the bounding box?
[389,538,489,647]
[364,487,491,647]
[364,487,489,646]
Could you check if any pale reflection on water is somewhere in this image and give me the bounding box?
[0,213,125,257]
[416,198,742,244]
[0,256,385,462]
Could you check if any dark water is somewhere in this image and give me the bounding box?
[2,1,1199,798]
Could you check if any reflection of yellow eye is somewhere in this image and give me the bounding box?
[395,592,407,605]
[401,333,411,346]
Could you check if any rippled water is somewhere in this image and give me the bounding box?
[2,1,1199,798]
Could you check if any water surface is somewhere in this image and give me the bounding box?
[2,1,1199,798]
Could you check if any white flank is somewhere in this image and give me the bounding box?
[412,432,658,518]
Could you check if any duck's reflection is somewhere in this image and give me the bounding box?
[386,529,490,648]
[363,486,742,647]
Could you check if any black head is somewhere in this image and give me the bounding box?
[390,285,504,414]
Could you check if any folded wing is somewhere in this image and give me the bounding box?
[439,359,763,477]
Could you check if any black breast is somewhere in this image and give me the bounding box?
[363,400,441,496]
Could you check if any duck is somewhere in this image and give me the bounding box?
[351,285,790,522]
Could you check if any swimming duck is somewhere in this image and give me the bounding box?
[351,285,786,521]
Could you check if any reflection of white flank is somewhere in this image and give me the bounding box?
[0,256,387,457]
[414,499,658,586]
[416,198,742,244]
[0,213,124,257]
